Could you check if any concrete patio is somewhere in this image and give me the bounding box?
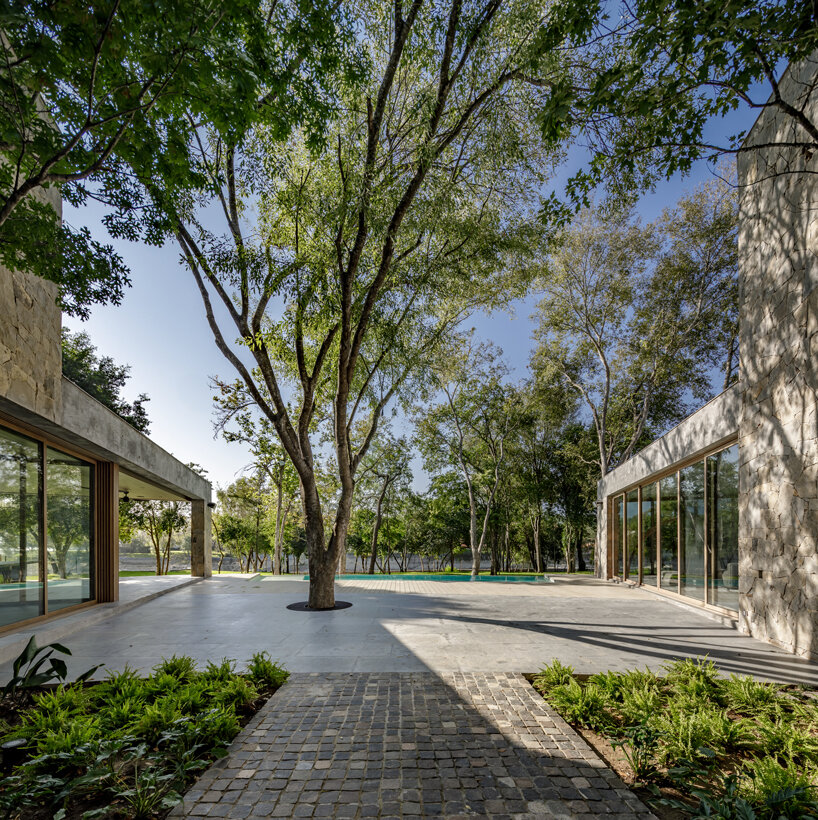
[3,574,816,684]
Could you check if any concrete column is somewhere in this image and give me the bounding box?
[95,462,119,602]
[191,500,212,578]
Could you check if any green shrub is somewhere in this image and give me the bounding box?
[533,659,575,694]
[202,659,238,683]
[212,677,259,710]
[548,679,613,731]
[739,756,818,816]
[719,675,785,718]
[756,717,818,764]
[619,683,662,726]
[133,697,184,744]
[96,667,146,701]
[153,655,198,682]
[35,718,100,755]
[246,652,289,690]
[654,707,753,765]
[587,670,626,702]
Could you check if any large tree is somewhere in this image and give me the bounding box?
[164,0,562,607]
[532,178,738,480]
[537,0,818,206]
[0,0,291,317]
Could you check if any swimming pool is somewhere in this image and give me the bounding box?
[302,573,551,583]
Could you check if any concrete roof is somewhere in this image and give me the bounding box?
[0,377,211,502]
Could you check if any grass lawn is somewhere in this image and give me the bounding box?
[118,570,191,577]
[532,659,818,819]
[0,646,288,819]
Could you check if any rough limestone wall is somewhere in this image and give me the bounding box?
[738,54,818,658]
[0,266,62,423]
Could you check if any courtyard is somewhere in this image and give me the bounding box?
[4,575,817,819]
[6,575,814,684]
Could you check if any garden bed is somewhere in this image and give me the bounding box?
[530,659,818,819]
[0,644,288,819]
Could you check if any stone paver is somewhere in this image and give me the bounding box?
[172,672,653,819]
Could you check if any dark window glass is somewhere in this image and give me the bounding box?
[680,461,706,602]
[0,426,43,626]
[641,482,657,586]
[659,473,678,592]
[46,448,93,612]
[614,496,624,577]
[707,444,739,611]
[626,490,639,580]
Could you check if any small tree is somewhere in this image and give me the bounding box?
[121,500,188,575]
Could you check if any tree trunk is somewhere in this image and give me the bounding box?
[533,510,542,573]
[576,536,586,571]
[367,480,389,575]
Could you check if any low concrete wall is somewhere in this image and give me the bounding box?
[596,383,741,579]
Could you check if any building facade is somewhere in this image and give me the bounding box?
[0,196,213,633]
[597,55,818,659]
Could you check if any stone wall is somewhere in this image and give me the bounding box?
[0,266,62,423]
[738,54,818,658]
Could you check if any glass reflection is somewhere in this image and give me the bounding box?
[641,482,657,586]
[707,445,739,610]
[0,427,43,626]
[46,448,93,612]
[680,461,706,601]
[659,473,678,592]
[614,496,624,577]
[626,490,639,580]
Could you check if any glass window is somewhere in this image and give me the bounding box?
[641,482,657,586]
[46,448,93,612]
[707,444,739,611]
[680,461,705,602]
[614,495,624,577]
[626,490,639,580]
[659,473,678,592]
[0,427,43,626]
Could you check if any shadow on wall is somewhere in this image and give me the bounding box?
[738,52,818,660]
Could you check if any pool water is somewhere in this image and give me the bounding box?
[302,573,550,583]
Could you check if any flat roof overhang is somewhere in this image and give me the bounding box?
[0,377,211,502]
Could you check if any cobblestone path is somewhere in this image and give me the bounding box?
[174,672,652,819]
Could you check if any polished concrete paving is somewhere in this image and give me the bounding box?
[3,574,817,685]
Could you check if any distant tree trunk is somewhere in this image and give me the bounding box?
[532,509,542,573]
[368,478,390,575]
[576,537,586,571]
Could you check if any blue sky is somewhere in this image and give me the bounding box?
[63,98,759,493]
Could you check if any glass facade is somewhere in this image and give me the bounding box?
[659,473,678,592]
[626,490,639,580]
[46,448,93,612]
[609,441,739,613]
[0,423,94,628]
[641,483,657,586]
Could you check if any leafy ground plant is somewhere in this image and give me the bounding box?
[531,658,818,819]
[0,649,288,819]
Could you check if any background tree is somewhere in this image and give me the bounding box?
[121,500,188,575]
[61,329,150,433]
[353,428,411,575]
[532,179,738,479]
[170,0,562,607]
[417,342,519,577]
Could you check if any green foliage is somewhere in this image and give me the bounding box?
[3,636,101,703]
[246,652,290,691]
[535,0,818,206]
[61,329,150,433]
[533,659,818,816]
[1,651,288,817]
[533,659,575,693]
